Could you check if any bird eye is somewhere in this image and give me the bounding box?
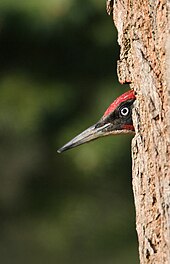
[120,106,129,116]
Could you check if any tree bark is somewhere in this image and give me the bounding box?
[107,0,170,263]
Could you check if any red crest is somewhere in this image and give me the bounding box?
[103,90,135,117]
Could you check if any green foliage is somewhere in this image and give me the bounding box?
[0,0,138,263]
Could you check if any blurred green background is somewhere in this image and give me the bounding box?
[0,0,138,263]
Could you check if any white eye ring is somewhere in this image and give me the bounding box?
[120,107,129,116]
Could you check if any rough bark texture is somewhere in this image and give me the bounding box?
[108,0,170,263]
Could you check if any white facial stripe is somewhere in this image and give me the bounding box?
[96,123,111,132]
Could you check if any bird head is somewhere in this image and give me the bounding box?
[57,90,136,153]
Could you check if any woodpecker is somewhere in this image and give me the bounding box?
[57,90,135,153]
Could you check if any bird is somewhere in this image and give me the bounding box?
[57,90,136,153]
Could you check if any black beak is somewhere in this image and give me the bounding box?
[57,122,113,153]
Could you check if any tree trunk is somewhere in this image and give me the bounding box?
[107,0,170,263]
